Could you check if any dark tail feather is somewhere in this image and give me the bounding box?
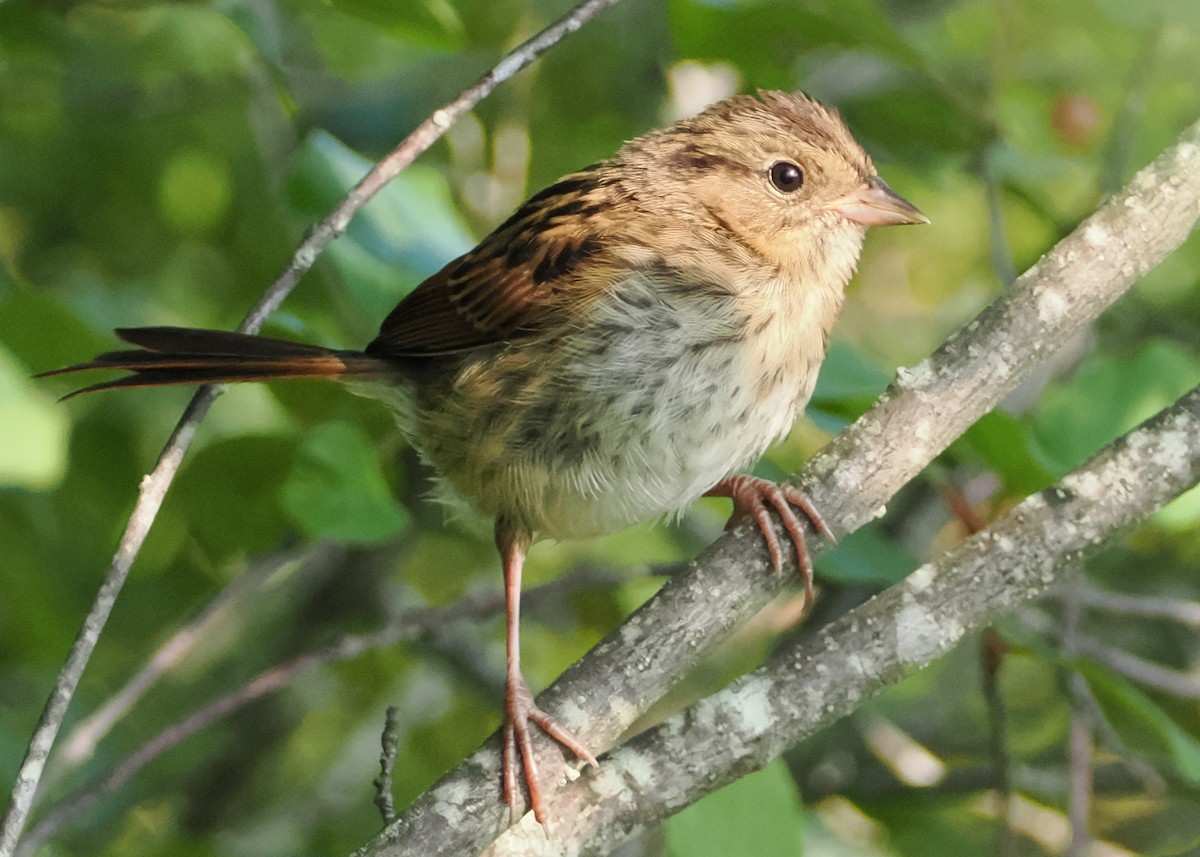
[37,327,394,399]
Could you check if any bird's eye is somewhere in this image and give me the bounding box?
[769,161,804,193]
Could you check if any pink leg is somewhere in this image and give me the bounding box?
[496,520,598,831]
[705,476,833,605]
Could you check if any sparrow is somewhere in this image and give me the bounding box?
[42,90,927,828]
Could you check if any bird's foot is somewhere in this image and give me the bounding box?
[502,671,598,833]
[706,475,833,604]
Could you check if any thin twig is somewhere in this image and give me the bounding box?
[55,545,318,775]
[1020,610,1200,700]
[1054,587,1200,629]
[981,143,1019,288]
[1062,579,1093,857]
[936,480,989,536]
[0,390,214,857]
[1060,673,1167,796]
[1074,639,1200,700]
[938,483,1016,857]
[981,629,1016,857]
[0,2,626,853]
[374,707,402,828]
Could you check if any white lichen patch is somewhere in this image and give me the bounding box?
[1158,422,1197,472]
[615,748,656,789]
[555,697,590,730]
[434,779,474,827]
[603,690,641,725]
[1135,422,1193,478]
[492,52,526,83]
[590,757,634,801]
[833,460,868,496]
[690,693,720,731]
[1135,168,1160,191]
[895,594,959,666]
[907,564,935,593]
[860,417,883,438]
[846,652,874,677]
[1084,223,1110,247]
[1069,471,1105,501]
[803,684,824,715]
[731,680,776,738]
[1036,287,1069,324]
[895,361,934,391]
[1123,195,1148,217]
[906,418,933,465]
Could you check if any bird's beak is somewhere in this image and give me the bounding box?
[827,175,929,227]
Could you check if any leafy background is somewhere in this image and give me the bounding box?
[2,0,1199,854]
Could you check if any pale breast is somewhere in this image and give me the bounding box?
[409,265,839,539]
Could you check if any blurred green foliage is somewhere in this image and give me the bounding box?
[1,0,1198,855]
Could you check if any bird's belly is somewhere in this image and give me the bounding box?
[538,376,796,537]
[387,271,831,540]
[419,333,811,540]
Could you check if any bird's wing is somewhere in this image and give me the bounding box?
[366,169,629,358]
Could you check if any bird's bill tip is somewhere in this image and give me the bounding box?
[826,175,929,227]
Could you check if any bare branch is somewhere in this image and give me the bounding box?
[1077,644,1200,700]
[54,545,317,775]
[1062,581,1094,857]
[14,566,619,857]
[1052,587,1200,629]
[1024,608,1200,700]
[482,386,1200,856]
[0,2,626,854]
[981,629,1017,857]
[374,707,403,828]
[356,117,1200,857]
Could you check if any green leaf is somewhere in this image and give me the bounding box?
[1078,660,1200,786]
[172,435,299,559]
[817,522,918,585]
[280,421,408,544]
[0,344,68,489]
[665,758,805,857]
[286,130,475,319]
[1034,341,1200,475]
[812,341,892,404]
[668,0,922,90]
[808,342,891,432]
[327,0,464,50]
[955,409,1056,495]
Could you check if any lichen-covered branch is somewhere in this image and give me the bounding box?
[359,119,1200,857]
[484,386,1200,856]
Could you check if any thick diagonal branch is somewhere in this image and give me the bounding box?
[359,119,1200,857]
[487,388,1200,857]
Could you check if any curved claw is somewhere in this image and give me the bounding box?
[502,672,598,833]
[705,475,832,605]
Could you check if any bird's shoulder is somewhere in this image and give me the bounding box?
[367,166,643,358]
